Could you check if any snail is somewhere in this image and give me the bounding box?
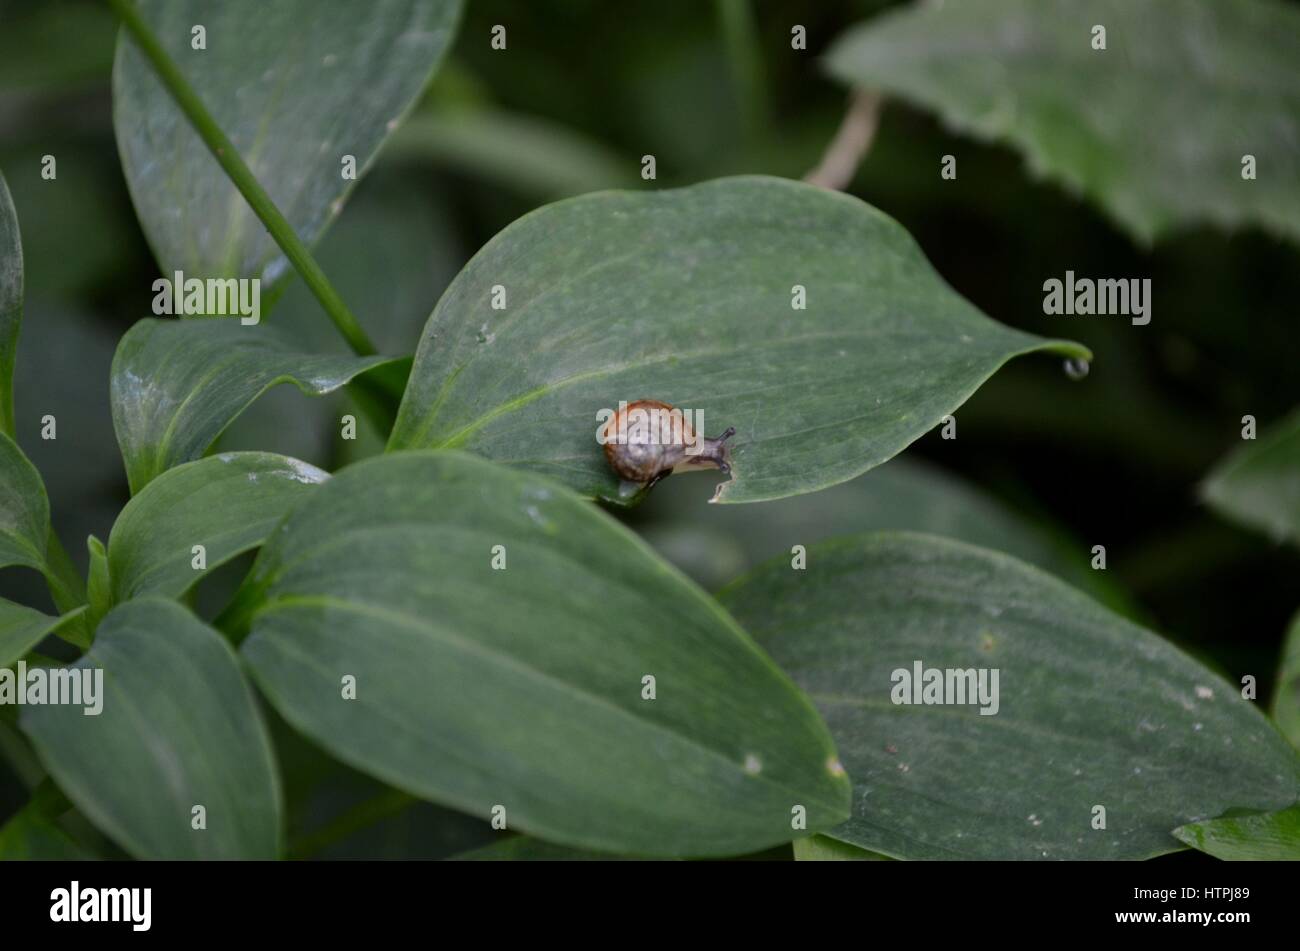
[598,399,735,491]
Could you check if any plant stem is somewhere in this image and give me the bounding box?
[106,0,378,357]
[714,0,768,140]
[804,90,883,191]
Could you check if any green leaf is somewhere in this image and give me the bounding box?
[0,430,49,574]
[108,451,326,604]
[1202,407,1300,546]
[0,601,84,670]
[635,456,1133,613]
[84,536,111,636]
[793,834,889,861]
[825,0,1300,245]
[1273,608,1300,750]
[0,806,94,860]
[240,451,850,857]
[1173,802,1300,860]
[112,0,462,288]
[21,598,282,859]
[389,175,1086,504]
[111,317,392,493]
[717,533,1300,860]
[0,170,22,437]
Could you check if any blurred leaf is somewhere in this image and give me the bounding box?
[390,176,1087,504]
[107,452,326,604]
[449,835,636,861]
[1173,802,1300,860]
[1202,407,1300,546]
[111,317,393,493]
[112,0,462,288]
[0,805,94,860]
[826,0,1300,245]
[240,451,850,857]
[0,169,20,436]
[718,533,1300,859]
[387,110,637,199]
[21,598,282,858]
[0,600,83,669]
[634,456,1132,613]
[1273,608,1300,750]
[793,834,888,861]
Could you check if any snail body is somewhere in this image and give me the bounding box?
[599,399,735,487]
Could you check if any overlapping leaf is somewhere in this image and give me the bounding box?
[111,318,392,493]
[719,533,1300,859]
[240,451,850,857]
[1202,407,1300,546]
[390,176,1087,504]
[113,0,463,288]
[107,451,327,603]
[825,0,1300,244]
[21,598,282,859]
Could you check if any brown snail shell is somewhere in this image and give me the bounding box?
[600,399,735,487]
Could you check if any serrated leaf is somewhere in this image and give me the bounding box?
[825,0,1300,245]
[389,176,1086,504]
[1173,802,1300,860]
[1202,407,1300,547]
[112,0,462,289]
[0,170,22,437]
[111,317,393,493]
[21,598,281,859]
[239,451,850,857]
[107,451,326,604]
[718,533,1300,860]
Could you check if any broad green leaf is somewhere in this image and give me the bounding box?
[1202,407,1300,546]
[718,533,1300,860]
[0,600,83,670]
[0,170,21,437]
[0,431,48,574]
[1273,608,1300,750]
[387,110,638,199]
[389,175,1087,504]
[111,317,392,493]
[634,456,1133,613]
[108,452,326,604]
[21,598,281,859]
[113,0,462,288]
[825,0,1300,245]
[0,806,93,860]
[793,834,888,861]
[1172,803,1300,860]
[240,451,850,857]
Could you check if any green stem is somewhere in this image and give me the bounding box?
[714,0,768,140]
[106,0,378,357]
